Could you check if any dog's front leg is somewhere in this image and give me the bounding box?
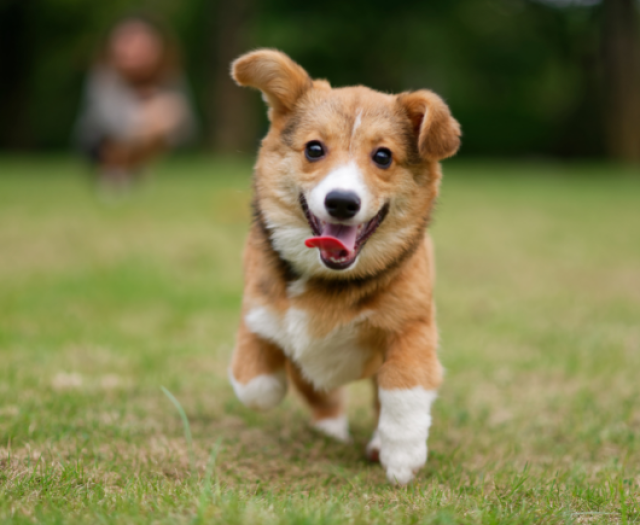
[229,320,288,411]
[376,321,443,485]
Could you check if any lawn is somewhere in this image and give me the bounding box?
[0,156,638,524]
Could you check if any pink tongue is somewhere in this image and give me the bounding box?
[305,223,358,256]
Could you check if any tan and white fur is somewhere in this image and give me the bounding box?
[227,49,460,485]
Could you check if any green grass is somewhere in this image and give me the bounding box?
[0,155,638,524]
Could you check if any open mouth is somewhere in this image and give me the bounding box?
[300,194,389,270]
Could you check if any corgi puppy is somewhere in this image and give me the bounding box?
[228,49,460,485]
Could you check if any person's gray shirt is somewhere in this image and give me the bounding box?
[74,66,196,152]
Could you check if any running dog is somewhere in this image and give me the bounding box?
[228,49,460,485]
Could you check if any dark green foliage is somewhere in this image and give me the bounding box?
[0,0,636,157]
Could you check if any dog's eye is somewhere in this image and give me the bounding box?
[372,148,392,168]
[305,141,325,161]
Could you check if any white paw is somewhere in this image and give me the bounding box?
[379,438,427,485]
[228,369,287,410]
[312,415,351,443]
[384,464,419,486]
[377,387,437,485]
[365,430,381,462]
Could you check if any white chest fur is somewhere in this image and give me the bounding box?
[245,305,369,391]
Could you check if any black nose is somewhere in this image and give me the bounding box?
[325,190,361,220]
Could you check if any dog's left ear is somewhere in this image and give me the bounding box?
[396,90,461,161]
[231,49,313,119]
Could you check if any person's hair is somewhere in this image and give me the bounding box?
[97,13,181,86]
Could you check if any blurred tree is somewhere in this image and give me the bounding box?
[208,0,258,153]
[0,0,32,149]
[602,0,640,162]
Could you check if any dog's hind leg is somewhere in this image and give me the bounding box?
[286,361,350,443]
[365,377,382,462]
[229,320,288,411]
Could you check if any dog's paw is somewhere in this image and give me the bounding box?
[228,369,287,411]
[312,415,351,443]
[379,439,427,485]
[377,387,437,485]
[383,464,420,486]
[365,430,381,462]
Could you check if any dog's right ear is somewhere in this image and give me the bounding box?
[231,49,313,120]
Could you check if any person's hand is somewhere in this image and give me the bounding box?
[135,93,186,141]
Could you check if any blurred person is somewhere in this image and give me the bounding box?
[75,15,196,191]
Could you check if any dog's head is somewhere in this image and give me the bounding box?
[232,49,460,280]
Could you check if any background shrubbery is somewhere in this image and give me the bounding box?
[1,0,639,160]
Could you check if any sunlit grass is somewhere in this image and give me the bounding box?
[0,155,638,524]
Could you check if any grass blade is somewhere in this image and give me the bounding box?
[161,386,195,475]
